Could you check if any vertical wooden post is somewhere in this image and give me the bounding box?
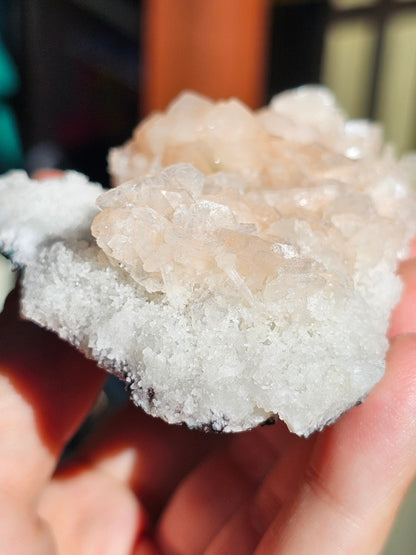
[141,0,270,114]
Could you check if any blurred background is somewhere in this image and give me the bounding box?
[0,1,415,551]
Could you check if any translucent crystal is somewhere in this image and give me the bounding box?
[101,86,416,316]
[110,86,384,189]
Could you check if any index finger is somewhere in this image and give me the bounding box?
[0,286,106,506]
[389,236,416,338]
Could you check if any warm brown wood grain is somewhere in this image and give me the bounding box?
[141,0,270,114]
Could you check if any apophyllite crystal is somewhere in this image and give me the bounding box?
[1,86,416,435]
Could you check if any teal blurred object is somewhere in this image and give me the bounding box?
[0,36,19,97]
[0,35,22,172]
[0,102,22,172]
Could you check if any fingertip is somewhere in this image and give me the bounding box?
[408,236,416,259]
[334,332,416,459]
[31,169,64,180]
[385,332,416,402]
[389,258,416,338]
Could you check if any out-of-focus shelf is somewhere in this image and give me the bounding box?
[67,0,139,40]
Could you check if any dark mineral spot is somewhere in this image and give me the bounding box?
[147,387,155,404]
[261,416,276,426]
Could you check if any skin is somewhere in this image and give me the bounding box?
[1,213,416,554]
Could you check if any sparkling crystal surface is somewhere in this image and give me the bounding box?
[1,87,416,435]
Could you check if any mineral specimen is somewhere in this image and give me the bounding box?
[1,86,415,436]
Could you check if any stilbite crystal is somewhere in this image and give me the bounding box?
[1,87,416,436]
[110,86,385,188]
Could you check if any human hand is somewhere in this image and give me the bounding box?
[1,240,416,555]
[0,286,223,554]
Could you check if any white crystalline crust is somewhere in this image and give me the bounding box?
[1,87,416,436]
[21,239,391,435]
[0,171,102,265]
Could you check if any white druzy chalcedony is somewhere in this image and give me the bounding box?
[1,86,416,436]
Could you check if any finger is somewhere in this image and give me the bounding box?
[409,236,416,259]
[73,404,223,519]
[0,490,56,555]
[38,463,146,555]
[256,333,416,554]
[0,289,106,506]
[389,258,416,337]
[133,537,160,555]
[37,404,222,553]
[157,421,296,555]
[206,438,315,554]
[31,169,64,180]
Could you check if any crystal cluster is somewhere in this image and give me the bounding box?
[1,87,415,436]
[100,87,415,319]
[110,87,384,187]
